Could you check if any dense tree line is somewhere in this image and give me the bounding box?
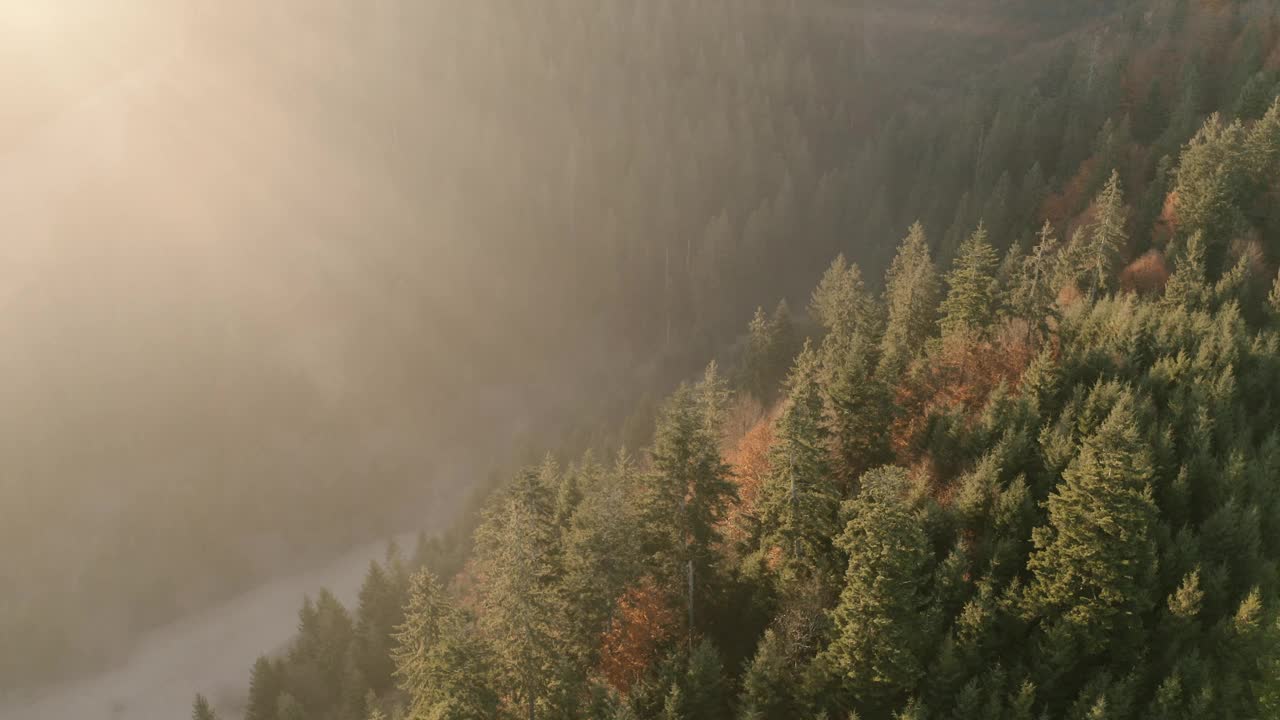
[208,1,1280,718]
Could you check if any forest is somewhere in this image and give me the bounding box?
[171,0,1280,719]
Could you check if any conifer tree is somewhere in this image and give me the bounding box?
[1243,98,1280,188]
[474,467,570,720]
[1083,170,1126,298]
[245,656,281,720]
[759,341,840,590]
[745,300,798,401]
[1171,114,1248,253]
[771,299,796,362]
[562,451,645,664]
[192,694,218,720]
[879,222,940,378]
[683,639,730,720]
[811,255,878,342]
[353,560,403,695]
[392,570,498,720]
[821,333,890,494]
[1023,394,1159,668]
[284,588,355,713]
[738,630,800,720]
[642,363,736,642]
[1010,221,1061,339]
[939,223,1001,339]
[823,467,934,708]
[553,458,584,532]
[746,306,776,398]
[1164,233,1211,311]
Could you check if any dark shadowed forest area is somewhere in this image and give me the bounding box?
[4,1,1280,719]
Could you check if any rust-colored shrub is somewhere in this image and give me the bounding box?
[722,393,767,455]
[889,328,1035,468]
[597,578,679,693]
[721,416,775,549]
[1156,190,1180,247]
[1119,250,1171,295]
[1056,282,1084,309]
[1041,156,1098,229]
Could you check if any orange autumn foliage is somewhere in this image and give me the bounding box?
[890,326,1035,468]
[597,578,679,694]
[1057,282,1084,309]
[721,415,775,549]
[1119,250,1171,295]
[1157,190,1180,246]
[1041,156,1098,229]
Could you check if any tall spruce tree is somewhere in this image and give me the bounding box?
[1010,221,1062,338]
[746,306,776,399]
[245,656,281,720]
[939,223,1001,340]
[642,363,736,643]
[1164,233,1211,311]
[822,467,934,710]
[879,222,940,378]
[759,341,840,590]
[562,451,646,665]
[474,467,571,720]
[821,333,890,494]
[192,694,218,720]
[392,570,498,720]
[811,255,879,342]
[1023,393,1159,673]
[352,559,405,695]
[737,629,801,720]
[1084,170,1126,298]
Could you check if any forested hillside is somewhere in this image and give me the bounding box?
[6,0,1160,695]
[211,1,1280,719]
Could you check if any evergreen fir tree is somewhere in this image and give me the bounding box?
[683,640,729,720]
[821,333,890,494]
[823,467,934,709]
[474,467,570,720]
[1171,114,1248,255]
[1010,221,1062,339]
[392,570,498,720]
[245,656,281,720]
[738,630,800,720]
[192,694,218,720]
[939,223,1001,339]
[811,255,878,342]
[879,222,940,378]
[759,341,840,590]
[642,363,736,642]
[562,451,645,665]
[746,306,776,399]
[1084,170,1126,298]
[1164,233,1211,311]
[1023,394,1159,668]
[353,559,403,695]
